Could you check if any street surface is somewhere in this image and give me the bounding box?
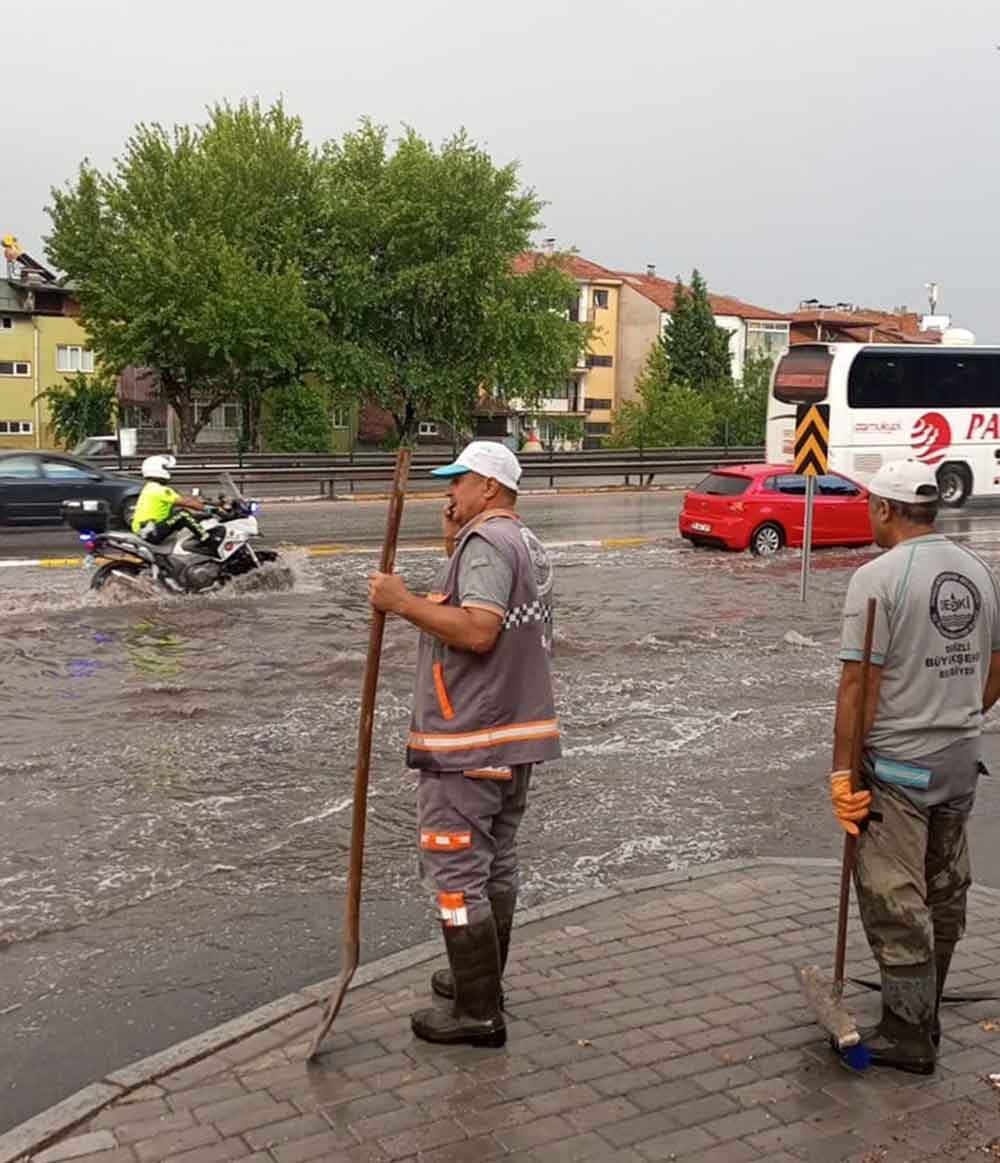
[4,489,1000,1131]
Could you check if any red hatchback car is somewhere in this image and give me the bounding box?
[679,463,874,556]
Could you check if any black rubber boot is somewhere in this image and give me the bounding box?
[860,962,937,1075]
[931,941,956,1048]
[411,916,507,1048]
[431,890,516,1008]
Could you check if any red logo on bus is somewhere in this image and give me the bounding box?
[911,412,951,466]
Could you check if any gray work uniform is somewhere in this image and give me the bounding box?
[839,533,1000,965]
[410,513,559,927]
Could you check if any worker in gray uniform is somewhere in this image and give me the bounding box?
[832,459,1000,1073]
[369,440,560,1048]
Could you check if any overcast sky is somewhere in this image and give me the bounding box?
[4,0,997,338]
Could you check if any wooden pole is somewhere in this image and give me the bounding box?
[308,446,411,1059]
[832,596,877,999]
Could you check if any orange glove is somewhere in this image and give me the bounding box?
[830,770,872,837]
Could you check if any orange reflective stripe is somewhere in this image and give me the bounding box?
[432,662,455,721]
[420,830,472,851]
[464,767,513,780]
[409,718,560,753]
[438,890,468,927]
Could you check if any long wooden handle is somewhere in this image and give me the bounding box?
[342,446,410,948]
[833,596,877,994]
[307,446,410,1059]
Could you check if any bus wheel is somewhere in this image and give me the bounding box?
[937,463,971,508]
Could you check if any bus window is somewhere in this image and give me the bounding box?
[773,345,833,404]
[849,350,1000,409]
[848,351,926,409]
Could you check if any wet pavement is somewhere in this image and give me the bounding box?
[4,493,1000,1132]
[14,860,1000,1163]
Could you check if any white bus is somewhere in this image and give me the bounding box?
[766,341,1000,508]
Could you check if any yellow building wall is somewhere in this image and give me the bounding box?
[0,314,37,448]
[585,283,619,429]
[0,313,92,448]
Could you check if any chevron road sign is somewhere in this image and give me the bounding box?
[794,403,830,600]
[794,404,830,477]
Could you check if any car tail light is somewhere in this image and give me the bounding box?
[729,501,745,513]
[83,539,96,553]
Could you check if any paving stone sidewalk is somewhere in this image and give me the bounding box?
[12,859,1000,1163]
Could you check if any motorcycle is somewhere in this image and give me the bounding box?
[63,476,281,594]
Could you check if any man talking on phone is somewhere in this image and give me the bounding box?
[368,441,560,1048]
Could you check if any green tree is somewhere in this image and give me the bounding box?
[709,350,773,446]
[34,371,118,449]
[663,270,734,392]
[45,99,325,450]
[312,121,584,441]
[609,339,716,447]
[264,382,333,453]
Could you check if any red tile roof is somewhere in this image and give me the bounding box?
[617,271,789,321]
[790,307,941,345]
[513,252,622,283]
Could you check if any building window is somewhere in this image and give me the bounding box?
[586,354,614,368]
[1,316,13,330]
[746,321,790,358]
[332,406,350,430]
[56,345,96,373]
[584,398,612,411]
[593,289,609,310]
[0,420,33,434]
[0,361,30,376]
[584,421,611,435]
[418,422,439,437]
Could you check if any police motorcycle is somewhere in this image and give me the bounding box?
[63,472,280,594]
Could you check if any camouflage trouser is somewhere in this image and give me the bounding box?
[417,765,532,927]
[854,781,971,967]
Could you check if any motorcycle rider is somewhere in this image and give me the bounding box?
[132,455,211,546]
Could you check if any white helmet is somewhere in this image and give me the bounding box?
[141,454,177,481]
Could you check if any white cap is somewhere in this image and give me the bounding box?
[868,459,939,504]
[430,441,522,493]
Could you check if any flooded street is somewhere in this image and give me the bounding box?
[4,494,1000,1129]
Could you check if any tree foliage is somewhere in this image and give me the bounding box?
[45,100,325,449]
[709,350,773,446]
[264,382,334,453]
[609,340,716,447]
[34,371,118,449]
[312,121,584,440]
[663,270,734,392]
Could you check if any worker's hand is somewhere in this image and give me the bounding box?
[442,500,461,556]
[830,770,872,837]
[369,571,411,615]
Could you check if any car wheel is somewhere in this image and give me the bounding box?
[750,522,784,556]
[937,463,970,509]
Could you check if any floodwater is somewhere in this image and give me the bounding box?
[4,524,1000,1128]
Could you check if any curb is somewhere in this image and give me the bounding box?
[0,536,671,572]
[0,856,837,1162]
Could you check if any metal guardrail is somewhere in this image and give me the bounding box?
[91,446,764,496]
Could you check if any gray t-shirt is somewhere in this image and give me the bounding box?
[457,534,513,615]
[840,533,1000,764]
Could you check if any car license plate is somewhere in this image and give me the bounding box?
[692,522,711,533]
[82,554,96,570]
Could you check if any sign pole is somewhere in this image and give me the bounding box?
[800,473,816,602]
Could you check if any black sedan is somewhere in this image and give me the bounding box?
[0,451,142,527]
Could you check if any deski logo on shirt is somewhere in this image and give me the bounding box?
[930,571,981,640]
